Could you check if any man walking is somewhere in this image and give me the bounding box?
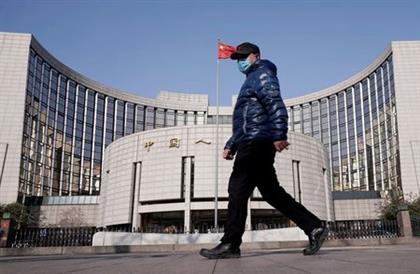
[200,42,328,259]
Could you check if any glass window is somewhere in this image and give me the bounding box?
[115,100,125,139]
[125,103,135,135]
[370,74,378,124]
[135,105,145,132]
[74,138,82,156]
[311,101,320,139]
[166,109,175,127]
[156,108,165,128]
[85,123,93,142]
[196,112,205,125]
[176,110,186,126]
[320,98,329,144]
[40,63,50,109]
[87,90,95,110]
[92,160,101,195]
[94,143,102,161]
[105,97,115,146]
[222,115,231,124]
[145,106,155,130]
[57,112,64,132]
[186,111,195,125]
[292,106,301,132]
[76,86,85,124]
[377,68,384,111]
[362,79,370,129]
[95,94,105,144]
[302,104,311,135]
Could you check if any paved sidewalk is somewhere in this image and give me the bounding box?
[1,244,420,274]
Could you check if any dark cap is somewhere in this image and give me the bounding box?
[230,42,260,60]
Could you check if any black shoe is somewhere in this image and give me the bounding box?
[303,226,329,256]
[199,242,241,259]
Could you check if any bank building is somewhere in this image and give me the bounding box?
[1,32,419,233]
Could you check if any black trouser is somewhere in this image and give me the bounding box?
[220,139,322,248]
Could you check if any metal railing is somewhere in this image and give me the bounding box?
[411,215,420,237]
[6,219,401,248]
[326,219,399,239]
[11,227,99,248]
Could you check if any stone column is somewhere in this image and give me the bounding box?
[397,209,413,237]
[132,162,142,230]
[183,157,192,233]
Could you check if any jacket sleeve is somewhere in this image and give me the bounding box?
[224,134,238,153]
[255,71,289,141]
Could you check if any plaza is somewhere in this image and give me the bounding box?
[1,244,420,274]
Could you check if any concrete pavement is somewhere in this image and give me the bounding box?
[1,244,420,274]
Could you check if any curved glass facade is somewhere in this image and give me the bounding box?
[285,56,400,192]
[19,48,207,199]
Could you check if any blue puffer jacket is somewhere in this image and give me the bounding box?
[224,59,289,153]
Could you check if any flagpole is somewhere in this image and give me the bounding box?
[215,40,221,231]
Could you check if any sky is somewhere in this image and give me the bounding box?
[1,0,420,106]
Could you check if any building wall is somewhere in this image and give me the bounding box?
[334,199,383,220]
[33,204,98,227]
[0,33,31,203]
[99,125,332,227]
[392,41,420,197]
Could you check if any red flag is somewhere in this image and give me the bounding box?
[217,42,236,59]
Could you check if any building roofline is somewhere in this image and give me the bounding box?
[19,32,414,109]
[29,34,208,111]
[283,43,393,106]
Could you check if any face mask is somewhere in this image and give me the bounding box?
[237,57,252,73]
